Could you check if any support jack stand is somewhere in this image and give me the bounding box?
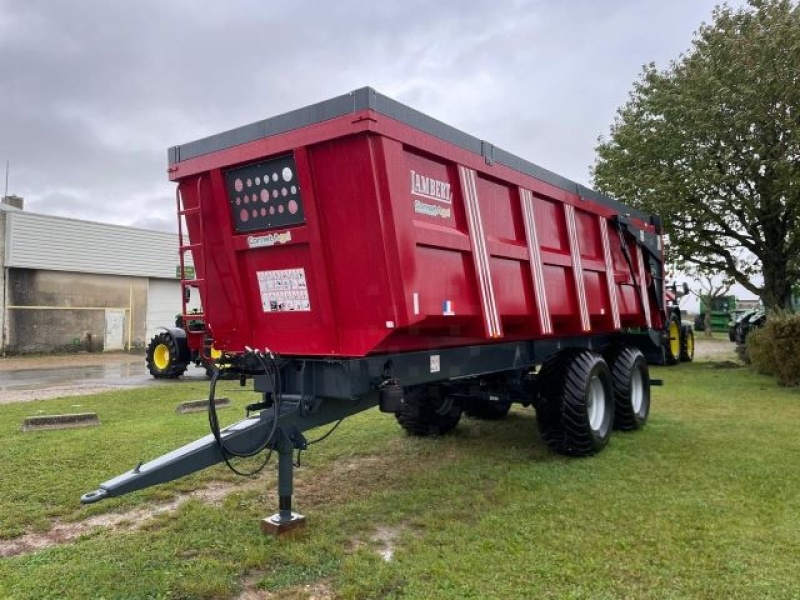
[261,512,306,536]
[261,427,307,537]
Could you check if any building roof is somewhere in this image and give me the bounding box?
[3,209,185,279]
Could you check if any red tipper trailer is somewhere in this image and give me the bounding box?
[84,88,668,534]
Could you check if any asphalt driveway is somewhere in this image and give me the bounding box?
[0,352,208,403]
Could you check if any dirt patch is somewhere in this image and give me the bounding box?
[372,524,403,562]
[348,522,412,565]
[693,338,738,362]
[0,450,406,559]
[708,360,742,369]
[236,579,334,600]
[0,480,260,558]
[293,452,402,509]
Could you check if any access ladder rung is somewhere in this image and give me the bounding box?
[179,243,202,251]
[181,278,205,286]
[182,313,205,320]
[178,207,201,216]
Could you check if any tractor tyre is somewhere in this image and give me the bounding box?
[145,332,189,379]
[396,385,462,436]
[680,325,695,362]
[605,346,650,431]
[665,313,681,365]
[464,398,512,420]
[535,349,614,456]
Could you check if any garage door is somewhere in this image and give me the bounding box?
[145,279,182,343]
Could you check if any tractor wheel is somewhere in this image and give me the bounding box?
[680,325,695,362]
[396,385,462,436]
[605,346,650,431]
[464,398,512,420]
[535,349,614,456]
[145,332,189,379]
[665,313,681,365]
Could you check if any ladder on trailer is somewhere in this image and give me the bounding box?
[176,178,210,356]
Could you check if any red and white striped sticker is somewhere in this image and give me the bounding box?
[565,204,591,332]
[599,217,621,329]
[458,166,502,339]
[635,243,652,328]
[520,188,552,335]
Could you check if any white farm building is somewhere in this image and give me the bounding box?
[0,197,188,354]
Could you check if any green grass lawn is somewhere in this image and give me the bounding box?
[1,348,799,599]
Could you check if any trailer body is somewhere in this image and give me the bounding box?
[171,87,665,360]
[84,89,666,533]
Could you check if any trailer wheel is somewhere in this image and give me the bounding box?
[605,346,650,431]
[464,399,512,420]
[665,314,681,365]
[396,385,462,436]
[535,349,614,456]
[680,325,695,362]
[145,332,189,379]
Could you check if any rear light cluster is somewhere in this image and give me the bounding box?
[225,154,305,233]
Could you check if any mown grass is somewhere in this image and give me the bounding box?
[1,347,799,599]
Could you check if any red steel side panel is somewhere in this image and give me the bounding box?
[171,110,663,357]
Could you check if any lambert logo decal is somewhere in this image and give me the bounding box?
[411,170,452,220]
[414,200,452,218]
[410,170,452,204]
[247,231,292,248]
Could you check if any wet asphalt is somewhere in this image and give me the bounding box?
[0,359,208,395]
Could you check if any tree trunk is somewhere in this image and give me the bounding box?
[758,180,794,312]
[704,310,712,339]
[761,261,793,312]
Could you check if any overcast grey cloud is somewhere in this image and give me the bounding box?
[0,0,745,232]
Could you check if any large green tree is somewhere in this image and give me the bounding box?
[593,0,800,310]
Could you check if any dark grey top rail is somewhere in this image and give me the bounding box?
[168,87,652,223]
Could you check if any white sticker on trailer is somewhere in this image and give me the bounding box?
[256,268,311,312]
[430,354,441,373]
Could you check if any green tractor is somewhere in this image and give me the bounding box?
[693,295,738,333]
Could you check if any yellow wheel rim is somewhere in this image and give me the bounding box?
[210,346,222,360]
[153,343,171,370]
[669,321,681,358]
[686,331,694,358]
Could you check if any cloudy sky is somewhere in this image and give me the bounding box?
[1,0,746,233]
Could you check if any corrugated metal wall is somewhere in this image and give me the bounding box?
[5,212,183,278]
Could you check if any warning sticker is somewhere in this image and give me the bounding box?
[256,268,311,312]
